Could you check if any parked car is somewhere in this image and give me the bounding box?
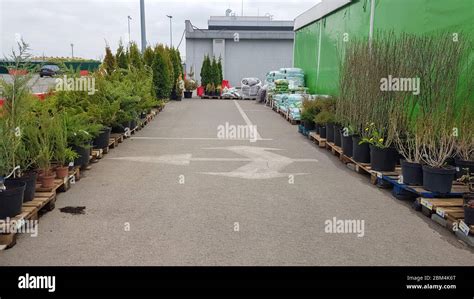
[39,65,60,77]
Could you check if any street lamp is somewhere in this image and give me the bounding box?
[166,15,173,48]
[127,15,132,45]
[71,43,74,59]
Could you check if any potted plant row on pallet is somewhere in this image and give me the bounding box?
[0,39,167,220]
[200,55,223,97]
[335,31,473,194]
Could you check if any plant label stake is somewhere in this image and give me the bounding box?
[436,208,446,219]
[459,221,470,236]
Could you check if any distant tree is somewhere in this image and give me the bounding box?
[210,56,219,85]
[143,46,155,67]
[128,42,143,69]
[217,56,223,84]
[116,40,129,69]
[103,46,116,75]
[169,48,184,98]
[152,44,171,99]
[163,46,174,92]
[200,55,210,87]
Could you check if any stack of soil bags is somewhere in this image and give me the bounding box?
[279,68,305,89]
[241,77,262,99]
[221,87,241,99]
[286,94,305,120]
[274,79,289,93]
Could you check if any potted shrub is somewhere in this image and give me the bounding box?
[300,99,319,131]
[0,41,38,204]
[184,79,197,98]
[205,83,212,96]
[318,98,336,142]
[215,85,222,97]
[176,75,184,101]
[340,125,355,158]
[0,119,26,219]
[53,115,78,179]
[361,123,398,172]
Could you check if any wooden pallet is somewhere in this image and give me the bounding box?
[0,191,56,249]
[201,96,220,99]
[91,148,103,160]
[309,132,326,148]
[382,174,467,199]
[111,133,124,144]
[325,142,343,158]
[220,96,240,100]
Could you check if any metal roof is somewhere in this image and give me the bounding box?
[294,0,352,31]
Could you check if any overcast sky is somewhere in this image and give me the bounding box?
[0,0,318,61]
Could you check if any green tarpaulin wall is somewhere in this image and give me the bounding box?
[294,0,474,96]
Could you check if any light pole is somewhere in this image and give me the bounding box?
[140,0,147,52]
[71,43,74,59]
[127,15,132,45]
[167,15,173,48]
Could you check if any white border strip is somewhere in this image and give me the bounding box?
[294,0,351,31]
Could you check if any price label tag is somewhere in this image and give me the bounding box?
[459,221,470,236]
[398,175,404,184]
[69,175,76,185]
[68,162,74,167]
[420,198,433,210]
[436,208,446,218]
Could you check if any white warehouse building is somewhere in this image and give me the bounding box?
[185,14,294,87]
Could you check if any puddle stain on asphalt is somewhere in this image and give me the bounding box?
[59,206,86,215]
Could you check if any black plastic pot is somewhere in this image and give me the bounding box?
[369,145,397,172]
[303,120,315,131]
[71,145,90,168]
[352,136,370,163]
[184,91,193,98]
[422,165,456,194]
[326,123,335,143]
[401,160,423,186]
[341,135,353,157]
[0,181,25,219]
[463,193,474,225]
[455,159,474,179]
[130,120,137,130]
[7,172,37,202]
[319,126,327,138]
[112,121,131,133]
[140,112,147,119]
[334,125,342,147]
[93,127,111,149]
[314,124,319,135]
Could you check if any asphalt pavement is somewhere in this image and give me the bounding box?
[1,99,472,266]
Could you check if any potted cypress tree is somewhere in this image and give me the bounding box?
[52,114,78,179]
[0,118,26,219]
[0,40,38,204]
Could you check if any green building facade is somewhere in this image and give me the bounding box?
[293,0,474,95]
